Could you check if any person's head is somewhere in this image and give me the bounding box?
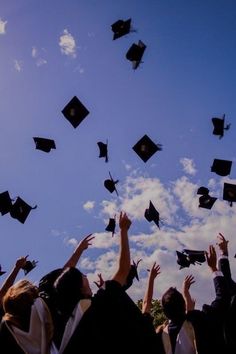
[54,267,92,318]
[3,279,38,328]
[161,287,186,321]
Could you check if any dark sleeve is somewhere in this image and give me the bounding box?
[218,257,236,295]
[209,275,230,311]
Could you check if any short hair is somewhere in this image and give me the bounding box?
[161,287,185,320]
[3,280,38,323]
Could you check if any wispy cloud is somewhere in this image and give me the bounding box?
[59,29,77,58]
[74,64,85,74]
[14,60,23,72]
[0,19,7,34]
[83,200,95,211]
[180,157,197,175]
[31,46,47,67]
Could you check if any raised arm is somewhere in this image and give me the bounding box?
[182,274,196,312]
[0,256,28,305]
[217,233,236,294]
[112,212,131,286]
[63,233,94,268]
[205,245,230,309]
[142,262,161,314]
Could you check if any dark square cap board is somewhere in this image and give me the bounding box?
[62,96,89,128]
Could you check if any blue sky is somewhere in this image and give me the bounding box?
[0,0,236,307]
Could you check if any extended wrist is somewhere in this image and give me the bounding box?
[210,266,218,272]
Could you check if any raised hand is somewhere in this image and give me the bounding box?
[183,275,195,295]
[94,273,104,288]
[78,234,95,252]
[149,262,161,280]
[216,233,229,256]
[183,275,196,311]
[205,245,217,272]
[15,256,28,270]
[119,212,132,231]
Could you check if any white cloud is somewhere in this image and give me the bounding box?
[65,237,78,247]
[36,58,47,67]
[31,46,37,58]
[63,171,236,308]
[31,46,47,67]
[75,66,84,74]
[180,157,197,175]
[83,200,95,211]
[14,60,23,72]
[59,29,76,58]
[0,19,7,34]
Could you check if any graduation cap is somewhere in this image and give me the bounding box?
[0,265,6,276]
[10,197,37,224]
[22,260,38,275]
[197,186,209,195]
[33,137,56,153]
[111,18,132,40]
[223,183,236,207]
[105,216,116,236]
[123,259,141,291]
[176,251,191,269]
[197,186,217,209]
[183,249,206,265]
[126,40,146,69]
[61,96,89,128]
[176,249,205,269]
[144,201,160,228]
[97,141,108,162]
[211,159,232,177]
[104,172,119,196]
[132,134,162,163]
[212,114,230,139]
[0,191,12,215]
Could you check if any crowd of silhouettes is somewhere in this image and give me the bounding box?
[0,213,235,353]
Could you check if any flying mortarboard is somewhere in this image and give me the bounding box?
[61,96,89,128]
[22,260,38,275]
[197,186,209,195]
[176,249,205,269]
[0,191,12,215]
[183,249,206,265]
[104,172,119,195]
[33,137,56,153]
[176,251,191,269]
[10,197,37,224]
[144,201,160,228]
[212,114,230,139]
[105,216,116,236]
[111,18,132,40]
[132,134,162,163]
[197,186,217,210]
[199,195,217,210]
[123,259,141,291]
[223,183,236,207]
[126,40,146,69]
[211,159,232,177]
[0,265,6,276]
[97,141,108,162]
